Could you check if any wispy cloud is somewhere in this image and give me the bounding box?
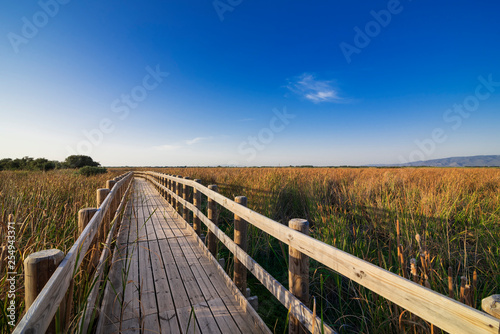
[185,136,213,145]
[152,136,213,151]
[287,73,344,103]
[152,144,182,151]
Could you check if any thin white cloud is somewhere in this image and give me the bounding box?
[185,136,213,145]
[287,73,344,103]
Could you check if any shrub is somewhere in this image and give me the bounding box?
[78,166,107,176]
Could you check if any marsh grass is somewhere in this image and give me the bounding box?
[151,167,500,333]
[1,167,498,333]
[0,169,123,333]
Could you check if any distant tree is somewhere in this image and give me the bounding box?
[64,155,100,169]
[0,157,57,171]
[0,158,12,171]
[78,166,107,176]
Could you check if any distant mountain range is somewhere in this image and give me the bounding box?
[372,155,500,167]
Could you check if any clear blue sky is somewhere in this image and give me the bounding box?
[1,1,499,166]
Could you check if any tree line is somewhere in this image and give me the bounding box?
[0,155,101,172]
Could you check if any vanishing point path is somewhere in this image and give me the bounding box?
[96,178,270,334]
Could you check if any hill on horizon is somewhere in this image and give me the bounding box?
[378,155,500,167]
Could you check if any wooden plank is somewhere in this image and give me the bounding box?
[121,241,140,321]
[151,176,320,333]
[120,316,141,334]
[156,237,198,333]
[150,193,268,334]
[14,173,133,334]
[142,313,160,334]
[148,172,500,334]
[159,310,181,334]
[149,196,244,334]
[143,186,225,334]
[148,240,176,312]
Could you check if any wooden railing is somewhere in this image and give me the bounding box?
[137,171,500,334]
[14,172,134,334]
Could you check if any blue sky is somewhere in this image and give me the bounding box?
[1,1,499,166]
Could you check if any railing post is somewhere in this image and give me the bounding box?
[161,175,166,199]
[288,218,310,334]
[172,177,177,211]
[176,175,182,214]
[166,175,171,204]
[183,177,191,223]
[106,179,116,191]
[79,208,99,270]
[106,179,117,217]
[234,196,248,294]
[97,188,110,245]
[207,185,218,257]
[482,295,500,319]
[193,179,202,236]
[24,249,68,334]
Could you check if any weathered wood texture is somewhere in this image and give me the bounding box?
[234,196,248,295]
[142,171,500,334]
[483,295,500,319]
[96,178,271,334]
[288,219,309,334]
[207,184,218,257]
[145,174,334,334]
[24,249,65,334]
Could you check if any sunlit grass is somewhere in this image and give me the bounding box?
[0,169,123,333]
[148,167,500,333]
[1,167,498,333]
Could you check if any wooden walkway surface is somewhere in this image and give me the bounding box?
[97,178,269,334]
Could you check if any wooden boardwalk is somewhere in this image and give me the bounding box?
[97,178,269,334]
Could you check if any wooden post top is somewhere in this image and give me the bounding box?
[483,295,500,319]
[24,249,64,265]
[106,180,116,190]
[235,196,247,205]
[289,218,309,232]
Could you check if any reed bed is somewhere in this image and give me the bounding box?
[1,167,498,333]
[0,169,123,333]
[147,167,500,333]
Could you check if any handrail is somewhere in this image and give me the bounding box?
[143,173,333,334]
[80,177,134,333]
[14,172,134,334]
[140,171,500,334]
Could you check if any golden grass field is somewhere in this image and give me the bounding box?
[1,167,499,333]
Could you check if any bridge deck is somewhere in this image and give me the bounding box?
[97,178,269,334]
